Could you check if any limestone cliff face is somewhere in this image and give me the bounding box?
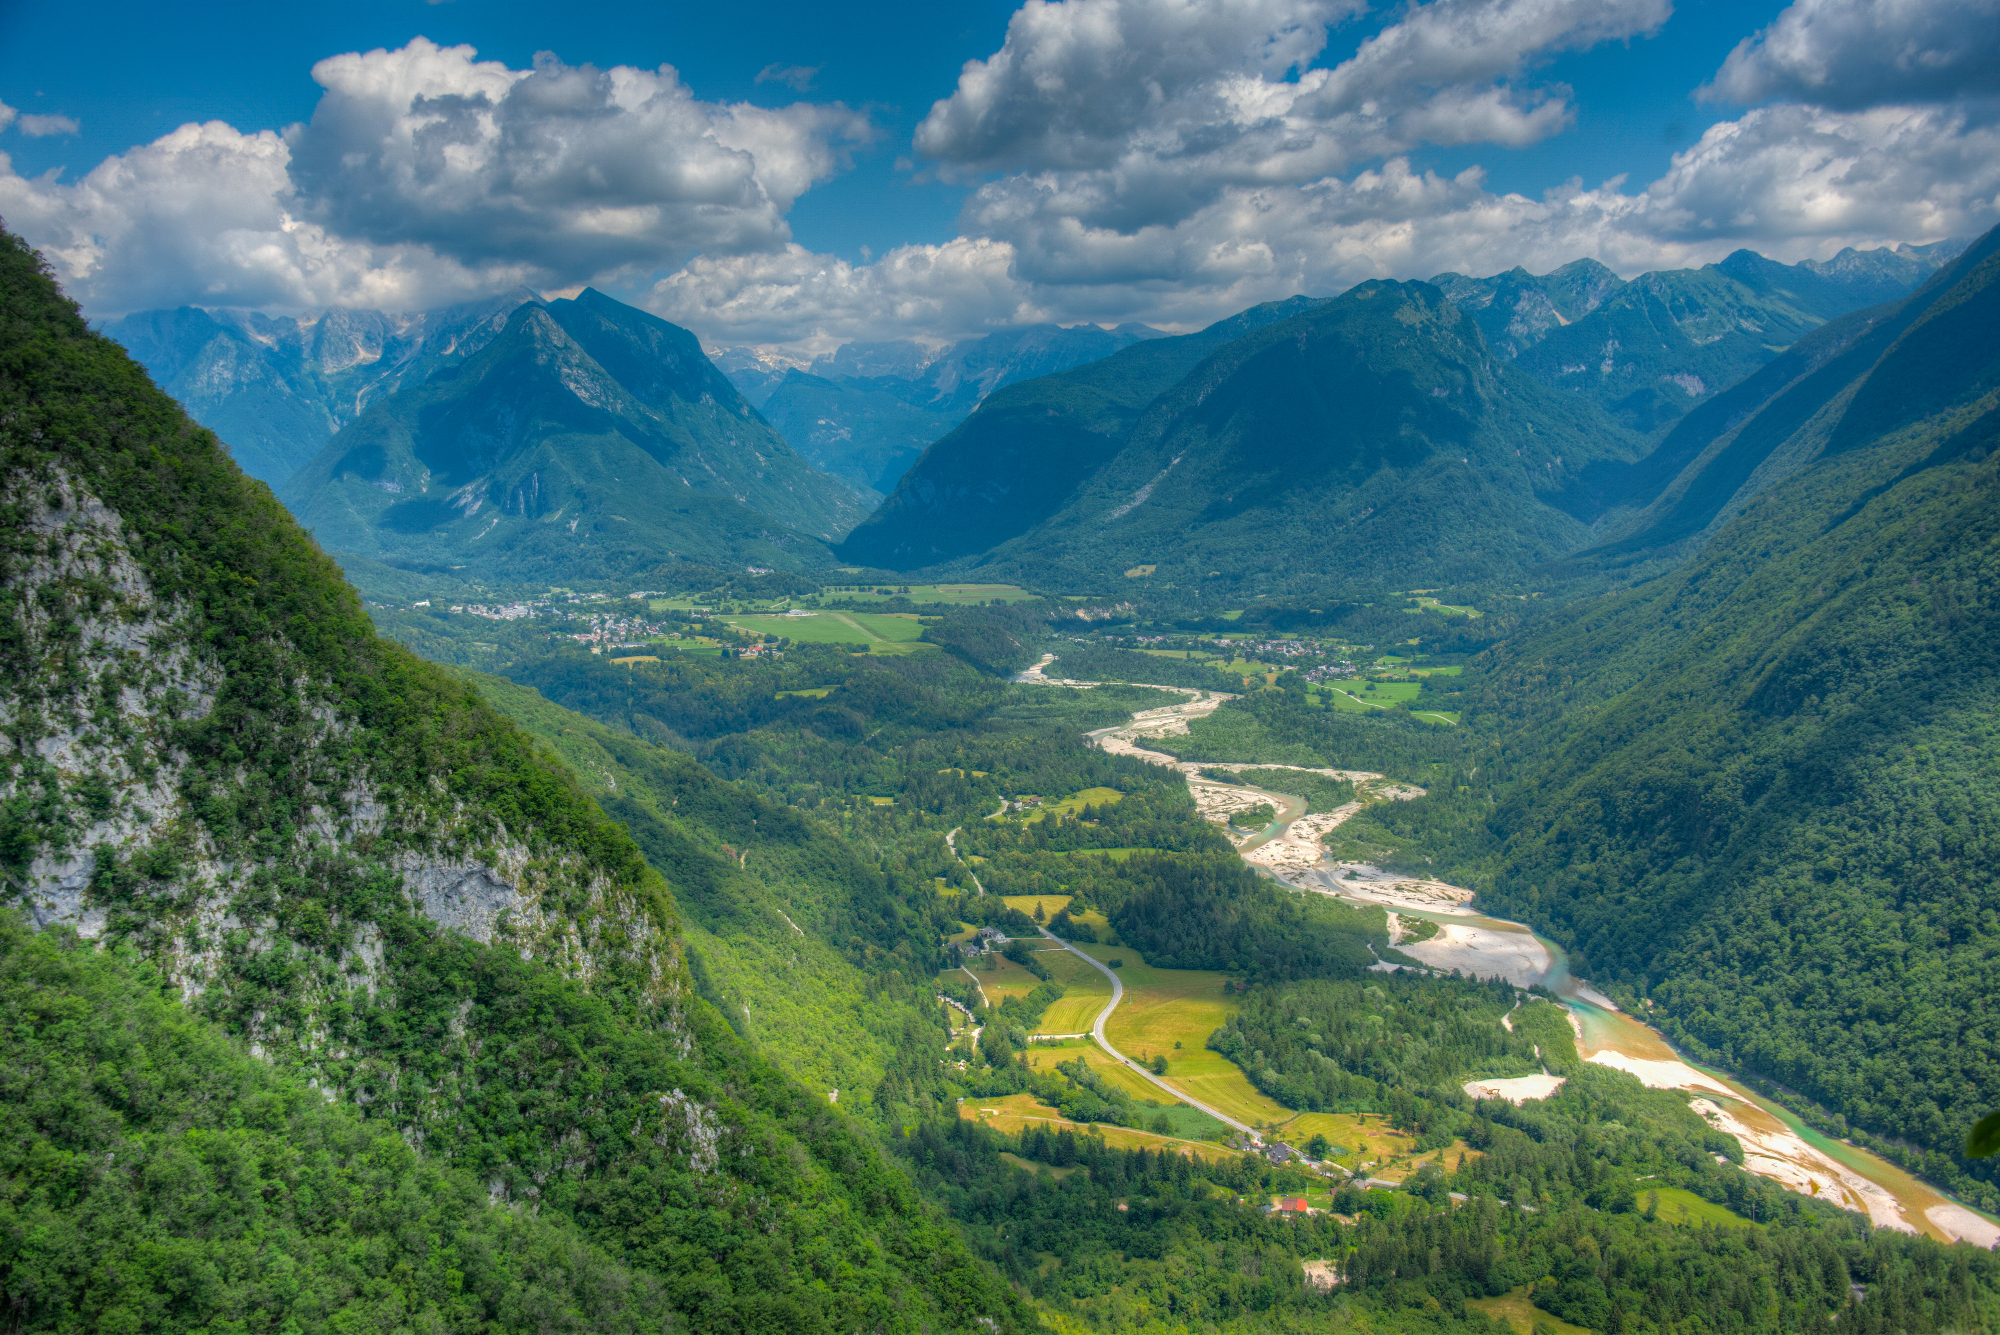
[1,471,691,1073]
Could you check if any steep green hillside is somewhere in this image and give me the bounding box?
[462,669,962,1117]
[839,297,1320,569]
[1581,232,2000,564]
[285,288,864,583]
[1470,225,2000,1196]
[0,912,675,1332]
[0,227,1022,1332]
[974,281,1638,595]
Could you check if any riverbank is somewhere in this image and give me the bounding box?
[1069,673,2000,1248]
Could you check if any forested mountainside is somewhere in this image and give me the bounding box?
[103,292,539,486]
[838,296,1322,570]
[955,281,1641,596]
[282,288,865,586]
[0,228,1020,1332]
[1433,243,1957,435]
[1463,225,2000,1193]
[740,322,1167,501]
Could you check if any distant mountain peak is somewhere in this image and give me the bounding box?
[283,288,863,587]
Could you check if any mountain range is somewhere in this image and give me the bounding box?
[840,243,1957,592]
[717,322,1166,500]
[104,241,1957,599]
[1433,241,1959,433]
[101,293,536,487]
[282,289,865,587]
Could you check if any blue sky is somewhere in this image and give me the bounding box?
[3,0,1994,351]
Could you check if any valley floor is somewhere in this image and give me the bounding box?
[1055,665,2000,1248]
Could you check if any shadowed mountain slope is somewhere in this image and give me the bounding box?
[284,289,865,583]
[1574,227,2000,565]
[885,282,1638,596]
[838,297,1321,570]
[738,321,1168,500]
[757,368,962,501]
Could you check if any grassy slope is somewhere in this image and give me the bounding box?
[462,669,952,1109]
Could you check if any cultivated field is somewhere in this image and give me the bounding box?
[1029,786,1125,820]
[1001,894,1072,918]
[1066,944,1296,1128]
[950,953,1050,1008]
[822,582,1038,604]
[1465,1288,1592,1335]
[956,1093,1241,1164]
[1020,1038,1156,1102]
[1027,948,1112,1034]
[723,610,932,654]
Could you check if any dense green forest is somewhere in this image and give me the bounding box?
[1450,231,2000,1209]
[906,977,2000,1335]
[0,226,1020,1332]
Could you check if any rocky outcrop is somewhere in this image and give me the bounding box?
[1,471,689,1059]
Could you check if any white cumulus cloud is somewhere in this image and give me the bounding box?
[0,38,871,316]
[655,99,1998,355]
[0,119,502,314]
[287,39,872,274]
[914,0,1671,233]
[3,104,83,138]
[1705,0,2000,109]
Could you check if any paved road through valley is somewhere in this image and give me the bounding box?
[1035,926,1262,1142]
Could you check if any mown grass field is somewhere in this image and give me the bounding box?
[1466,1288,1592,1335]
[1320,679,1421,710]
[1027,949,1111,1034]
[1640,1186,1758,1229]
[952,953,1049,1008]
[1412,597,1482,618]
[957,1093,1241,1164]
[1028,786,1125,821]
[1272,1111,1419,1168]
[822,582,1038,604]
[723,610,933,654]
[1020,1038,1156,1102]
[1001,893,1072,918]
[1066,944,1296,1128]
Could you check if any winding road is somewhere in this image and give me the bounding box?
[1034,925,1262,1141]
[1030,655,2000,1244]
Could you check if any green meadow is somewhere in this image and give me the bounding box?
[723,610,935,654]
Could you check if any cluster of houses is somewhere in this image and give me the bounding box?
[959,926,1010,957]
